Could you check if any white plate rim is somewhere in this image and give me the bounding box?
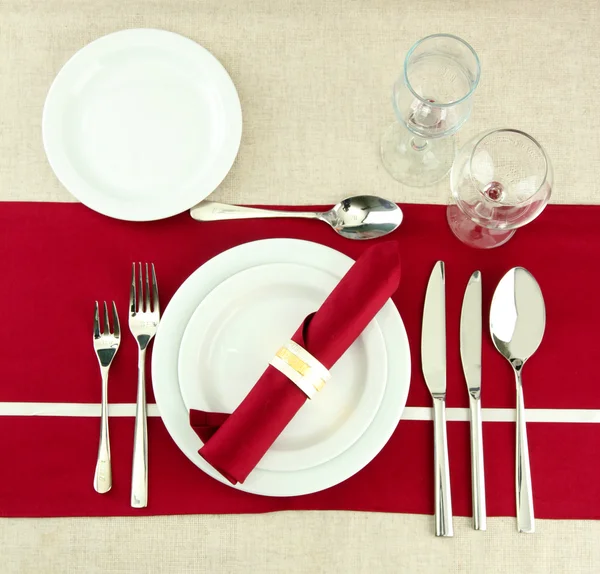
[42,28,242,221]
[152,238,411,497]
[177,261,388,473]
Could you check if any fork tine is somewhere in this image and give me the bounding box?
[112,301,120,338]
[144,263,151,313]
[151,263,159,315]
[138,261,144,312]
[130,263,136,314]
[102,301,110,335]
[93,301,101,339]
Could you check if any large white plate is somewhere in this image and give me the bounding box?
[177,262,388,473]
[42,29,242,221]
[152,239,411,497]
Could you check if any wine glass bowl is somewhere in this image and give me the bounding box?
[381,34,480,187]
[447,129,553,249]
[394,34,481,139]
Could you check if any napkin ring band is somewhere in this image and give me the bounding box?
[269,340,330,399]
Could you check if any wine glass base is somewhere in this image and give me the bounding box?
[380,122,455,187]
[446,204,516,249]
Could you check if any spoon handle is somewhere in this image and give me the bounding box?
[515,368,535,533]
[190,201,323,222]
[432,396,453,537]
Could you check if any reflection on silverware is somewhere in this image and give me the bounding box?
[460,271,486,530]
[490,267,545,533]
[129,263,160,508]
[92,301,120,494]
[189,195,403,240]
[421,261,453,537]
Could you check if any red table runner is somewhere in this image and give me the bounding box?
[1,202,599,518]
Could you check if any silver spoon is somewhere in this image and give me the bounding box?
[490,267,546,534]
[189,195,403,240]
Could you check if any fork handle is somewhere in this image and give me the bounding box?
[131,348,148,508]
[93,369,111,493]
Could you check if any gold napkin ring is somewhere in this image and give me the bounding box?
[269,340,331,399]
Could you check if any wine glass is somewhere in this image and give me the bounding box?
[446,129,553,249]
[380,34,480,187]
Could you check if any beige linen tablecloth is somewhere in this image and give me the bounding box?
[1,1,599,572]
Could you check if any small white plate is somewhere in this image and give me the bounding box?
[177,263,387,473]
[152,238,411,497]
[42,29,242,221]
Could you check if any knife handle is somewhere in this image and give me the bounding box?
[469,394,487,530]
[432,396,453,537]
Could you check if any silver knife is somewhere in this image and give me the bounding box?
[460,271,487,531]
[421,261,453,537]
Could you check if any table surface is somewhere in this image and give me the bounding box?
[2,1,600,572]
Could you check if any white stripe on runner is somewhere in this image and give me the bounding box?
[401,407,600,423]
[0,403,599,423]
[0,403,161,417]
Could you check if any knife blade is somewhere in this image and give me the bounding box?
[421,261,453,537]
[460,271,482,397]
[422,261,446,396]
[460,270,487,531]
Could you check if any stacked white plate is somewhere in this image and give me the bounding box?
[152,238,411,496]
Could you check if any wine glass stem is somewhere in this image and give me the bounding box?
[411,136,428,151]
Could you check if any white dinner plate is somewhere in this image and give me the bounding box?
[152,239,411,497]
[42,29,242,221]
[177,262,388,473]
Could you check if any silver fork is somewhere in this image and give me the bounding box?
[129,262,160,508]
[93,301,120,494]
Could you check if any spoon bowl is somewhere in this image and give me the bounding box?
[490,267,546,364]
[190,195,403,240]
[322,196,403,240]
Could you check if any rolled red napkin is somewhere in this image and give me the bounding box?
[190,241,402,484]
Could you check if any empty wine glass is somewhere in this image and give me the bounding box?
[381,34,480,187]
[447,129,553,249]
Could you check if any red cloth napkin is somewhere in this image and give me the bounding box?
[189,241,402,484]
